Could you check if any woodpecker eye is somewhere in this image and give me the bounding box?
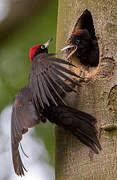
[76,40,80,45]
[41,45,45,49]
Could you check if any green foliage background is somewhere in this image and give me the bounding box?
[0,0,58,166]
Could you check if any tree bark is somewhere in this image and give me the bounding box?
[55,0,117,179]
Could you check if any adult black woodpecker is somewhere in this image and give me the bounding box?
[11,39,101,176]
[61,10,99,67]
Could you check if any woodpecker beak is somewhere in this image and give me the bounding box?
[61,44,75,51]
[44,38,53,48]
[61,44,78,59]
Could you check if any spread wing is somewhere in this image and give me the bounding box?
[29,53,81,109]
[11,87,40,176]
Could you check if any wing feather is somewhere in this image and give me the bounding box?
[37,74,50,106]
[51,66,78,85]
[49,69,77,93]
[29,53,80,109]
[51,62,81,78]
[47,56,76,66]
[40,73,58,106]
[47,71,67,94]
[11,106,27,176]
[11,87,40,176]
[43,72,65,104]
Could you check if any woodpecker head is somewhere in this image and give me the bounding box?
[61,29,91,59]
[29,38,53,61]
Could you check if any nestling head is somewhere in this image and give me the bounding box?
[61,29,91,59]
[71,29,91,47]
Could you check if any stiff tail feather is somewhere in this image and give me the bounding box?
[44,105,101,154]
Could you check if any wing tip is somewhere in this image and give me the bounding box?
[14,160,27,177]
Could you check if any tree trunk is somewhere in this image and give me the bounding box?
[55,0,117,179]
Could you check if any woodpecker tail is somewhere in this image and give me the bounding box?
[44,105,101,154]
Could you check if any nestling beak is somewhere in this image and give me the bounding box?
[61,44,78,59]
[44,38,53,48]
[61,44,75,51]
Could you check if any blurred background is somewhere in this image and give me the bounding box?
[0,0,58,179]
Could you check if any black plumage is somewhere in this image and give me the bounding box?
[61,9,99,67]
[11,40,101,176]
[29,53,80,109]
[70,29,99,66]
[43,105,101,154]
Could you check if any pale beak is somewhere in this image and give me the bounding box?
[44,38,53,48]
[61,44,78,59]
[61,44,75,51]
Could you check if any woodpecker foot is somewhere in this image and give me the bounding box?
[89,149,94,161]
